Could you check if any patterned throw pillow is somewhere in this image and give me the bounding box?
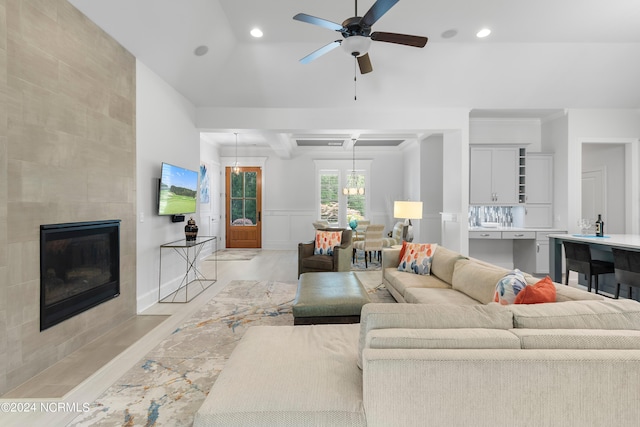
[397,243,438,275]
[514,276,557,304]
[493,269,527,305]
[314,230,342,255]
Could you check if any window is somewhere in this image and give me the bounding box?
[315,160,371,227]
[346,172,366,220]
[320,172,339,223]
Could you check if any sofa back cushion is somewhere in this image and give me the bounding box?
[366,328,521,351]
[510,329,640,349]
[358,303,513,368]
[506,299,640,330]
[431,246,465,285]
[452,259,509,304]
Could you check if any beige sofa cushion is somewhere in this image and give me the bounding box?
[194,324,365,427]
[365,328,521,350]
[358,303,513,367]
[510,329,640,349]
[452,258,509,304]
[384,268,451,296]
[506,299,640,330]
[404,288,481,305]
[431,246,465,284]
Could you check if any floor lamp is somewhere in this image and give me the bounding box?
[394,201,423,242]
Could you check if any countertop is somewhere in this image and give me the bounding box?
[547,233,640,250]
[469,227,566,232]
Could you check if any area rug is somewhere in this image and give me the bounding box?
[205,249,260,261]
[351,250,382,271]
[68,272,392,427]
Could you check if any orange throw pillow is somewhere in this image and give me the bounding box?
[514,276,557,304]
[398,241,408,263]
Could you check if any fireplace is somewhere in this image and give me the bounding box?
[40,220,121,331]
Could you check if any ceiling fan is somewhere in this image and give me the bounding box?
[293,0,428,74]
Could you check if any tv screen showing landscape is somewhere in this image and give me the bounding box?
[158,163,198,215]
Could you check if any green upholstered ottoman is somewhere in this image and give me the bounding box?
[293,272,371,325]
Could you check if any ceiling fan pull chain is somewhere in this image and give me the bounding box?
[354,58,358,100]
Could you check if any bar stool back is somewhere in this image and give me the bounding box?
[563,241,615,294]
[611,248,640,299]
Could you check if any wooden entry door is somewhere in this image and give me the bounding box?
[225,167,262,248]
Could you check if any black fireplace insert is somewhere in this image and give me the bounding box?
[40,220,121,331]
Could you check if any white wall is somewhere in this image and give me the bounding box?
[541,113,569,229]
[421,134,444,243]
[566,109,640,234]
[211,145,405,249]
[136,60,200,312]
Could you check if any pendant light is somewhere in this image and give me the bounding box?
[342,138,365,196]
[233,132,240,175]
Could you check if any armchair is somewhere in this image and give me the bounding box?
[298,229,353,278]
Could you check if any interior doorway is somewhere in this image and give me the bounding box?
[581,168,605,225]
[225,166,262,248]
[581,143,626,234]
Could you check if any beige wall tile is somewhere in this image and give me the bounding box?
[1,0,137,394]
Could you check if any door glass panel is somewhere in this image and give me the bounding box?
[245,199,257,225]
[231,199,244,225]
[230,171,257,226]
[245,172,257,198]
[231,172,244,198]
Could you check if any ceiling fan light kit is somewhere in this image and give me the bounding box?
[341,35,371,57]
[294,0,428,75]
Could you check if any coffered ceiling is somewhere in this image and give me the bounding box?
[68,0,640,153]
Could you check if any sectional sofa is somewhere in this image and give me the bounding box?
[194,246,640,427]
[382,245,605,305]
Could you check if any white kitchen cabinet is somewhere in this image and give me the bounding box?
[524,154,553,227]
[470,146,521,205]
[513,230,566,275]
[526,154,553,203]
[524,205,553,228]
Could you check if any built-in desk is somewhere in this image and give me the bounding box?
[548,233,640,301]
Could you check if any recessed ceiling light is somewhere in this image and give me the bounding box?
[194,45,209,56]
[476,28,491,38]
[250,28,263,38]
[441,29,458,39]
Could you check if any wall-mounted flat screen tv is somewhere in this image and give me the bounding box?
[158,162,198,215]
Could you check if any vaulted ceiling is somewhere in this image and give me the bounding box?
[68,0,640,152]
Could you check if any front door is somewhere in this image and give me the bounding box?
[225,167,262,248]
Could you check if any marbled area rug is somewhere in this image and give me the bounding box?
[205,249,260,261]
[68,272,392,427]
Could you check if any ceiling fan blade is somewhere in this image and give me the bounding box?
[371,32,428,47]
[357,53,373,74]
[299,40,341,64]
[293,13,344,32]
[361,0,400,27]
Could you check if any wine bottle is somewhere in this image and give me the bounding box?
[595,214,604,237]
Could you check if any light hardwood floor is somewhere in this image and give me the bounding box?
[0,249,298,427]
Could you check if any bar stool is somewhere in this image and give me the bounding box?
[611,248,640,299]
[563,241,615,294]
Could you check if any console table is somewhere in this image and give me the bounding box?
[548,233,640,301]
[159,236,217,303]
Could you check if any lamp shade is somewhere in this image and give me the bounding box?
[394,201,423,219]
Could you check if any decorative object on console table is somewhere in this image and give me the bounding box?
[394,200,423,242]
[185,217,199,241]
[595,214,604,237]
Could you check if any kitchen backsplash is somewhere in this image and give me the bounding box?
[469,206,525,228]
